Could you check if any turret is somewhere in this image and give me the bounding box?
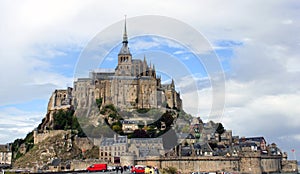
[171,79,175,89]
[153,64,156,78]
[149,61,152,77]
[143,55,147,76]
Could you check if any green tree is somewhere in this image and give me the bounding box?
[96,98,102,109]
[112,124,122,133]
[52,109,86,137]
[146,125,157,138]
[216,123,225,142]
[132,129,149,138]
[216,123,225,134]
[161,111,175,127]
[105,104,117,112]
[96,98,103,109]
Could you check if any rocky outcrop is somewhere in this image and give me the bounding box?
[14,131,81,169]
[39,88,73,131]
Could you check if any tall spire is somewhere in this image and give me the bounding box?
[123,15,128,44]
[171,79,175,88]
[119,15,131,55]
[143,55,147,64]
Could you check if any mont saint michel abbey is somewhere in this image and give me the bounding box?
[7,19,299,174]
[73,20,182,110]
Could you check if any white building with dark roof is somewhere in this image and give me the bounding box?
[0,144,12,166]
[99,135,128,163]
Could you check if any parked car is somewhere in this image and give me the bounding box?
[86,163,107,172]
[107,165,116,171]
[131,165,145,173]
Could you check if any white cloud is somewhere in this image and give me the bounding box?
[282,19,293,25]
[0,107,43,143]
[130,39,161,52]
[173,50,185,55]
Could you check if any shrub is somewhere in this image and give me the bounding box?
[162,166,177,174]
[96,98,103,109]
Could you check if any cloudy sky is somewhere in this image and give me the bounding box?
[1,0,300,160]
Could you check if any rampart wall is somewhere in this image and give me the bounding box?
[135,155,298,174]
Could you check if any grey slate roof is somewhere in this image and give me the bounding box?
[119,43,131,55]
[100,136,127,146]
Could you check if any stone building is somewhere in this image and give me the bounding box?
[99,136,165,164]
[0,144,12,166]
[121,120,139,133]
[49,88,73,109]
[99,135,128,163]
[240,136,267,151]
[128,138,165,158]
[219,130,232,146]
[73,19,182,111]
[38,87,73,131]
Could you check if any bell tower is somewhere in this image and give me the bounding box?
[116,16,132,76]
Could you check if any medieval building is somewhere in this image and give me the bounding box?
[73,19,182,110]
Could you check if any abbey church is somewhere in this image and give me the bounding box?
[72,20,182,110]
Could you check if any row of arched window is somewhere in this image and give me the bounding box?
[120,56,130,62]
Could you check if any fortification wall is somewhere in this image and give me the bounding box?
[238,149,262,174]
[261,156,281,173]
[136,155,290,174]
[136,156,240,173]
[34,130,71,144]
[120,152,136,166]
[282,160,298,173]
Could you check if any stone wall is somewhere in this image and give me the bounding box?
[34,130,71,144]
[135,155,293,174]
[261,156,281,173]
[239,150,262,174]
[136,156,240,174]
[282,160,298,173]
[120,152,136,166]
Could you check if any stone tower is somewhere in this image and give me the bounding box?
[115,17,133,76]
